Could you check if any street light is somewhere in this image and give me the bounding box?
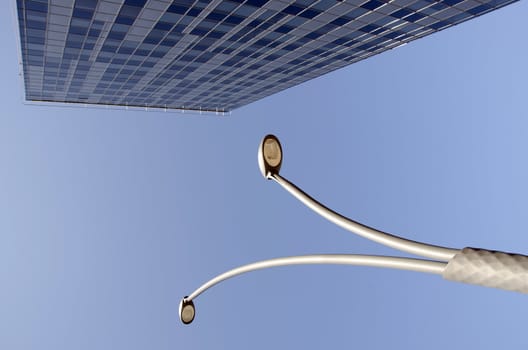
[180,134,528,325]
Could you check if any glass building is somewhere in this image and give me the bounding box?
[16,0,517,112]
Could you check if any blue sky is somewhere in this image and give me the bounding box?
[2,1,528,349]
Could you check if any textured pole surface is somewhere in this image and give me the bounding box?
[443,247,528,294]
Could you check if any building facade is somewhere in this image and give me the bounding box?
[16,0,517,112]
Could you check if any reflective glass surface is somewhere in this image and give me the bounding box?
[16,0,517,112]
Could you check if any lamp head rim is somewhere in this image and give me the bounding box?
[258,134,283,179]
[179,297,195,325]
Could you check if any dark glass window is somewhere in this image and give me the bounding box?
[126,59,142,66]
[116,16,135,25]
[207,31,225,39]
[75,0,98,10]
[71,18,91,27]
[150,50,166,58]
[101,44,118,53]
[187,8,202,17]
[246,0,268,6]
[167,5,188,14]
[429,20,450,30]
[66,39,83,49]
[72,8,93,19]
[442,0,463,6]
[26,20,46,30]
[119,5,143,18]
[299,8,321,19]
[25,1,48,13]
[160,38,179,46]
[206,11,227,21]
[125,0,147,7]
[283,5,304,15]
[108,31,126,40]
[467,4,492,15]
[406,12,426,22]
[134,49,150,56]
[118,47,135,54]
[224,15,244,25]
[361,0,384,10]
[70,26,88,35]
[391,8,412,19]
[190,28,208,36]
[445,12,471,23]
[304,31,323,40]
[275,25,293,34]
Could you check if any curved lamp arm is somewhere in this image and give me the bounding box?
[187,254,445,301]
[258,134,458,261]
[180,254,446,324]
[271,173,458,261]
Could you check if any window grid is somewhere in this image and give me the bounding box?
[16,0,518,112]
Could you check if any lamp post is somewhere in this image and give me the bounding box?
[180,134,528,325]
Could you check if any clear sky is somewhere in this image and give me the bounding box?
[2,2,528,349]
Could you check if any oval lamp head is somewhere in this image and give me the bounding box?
[258,134,283,179]
[179,297,195,325]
